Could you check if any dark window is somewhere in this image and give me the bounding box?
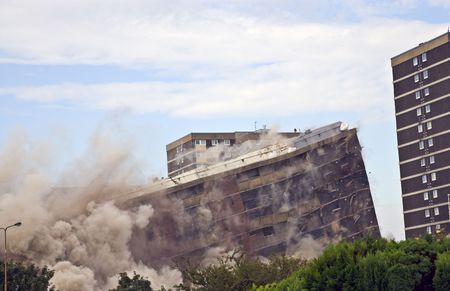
[247,206,273,219]
[262,226,274,236]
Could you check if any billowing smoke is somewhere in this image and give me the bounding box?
[286,235,325,260]
[0,124,182,290]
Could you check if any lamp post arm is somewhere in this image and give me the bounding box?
[1,223,21,291]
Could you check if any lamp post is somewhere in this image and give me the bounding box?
[1,222,21,291]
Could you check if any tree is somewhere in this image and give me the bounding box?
[110,272,153,291]
[433,252,450,291]
[0,260,55,291]
[176,250,305,291]
[253,236,450,291]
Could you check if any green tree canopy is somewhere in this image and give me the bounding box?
[0,260,55,291]
[109,272,153,291]
[253,236,450,291]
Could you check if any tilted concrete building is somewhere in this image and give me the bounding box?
[166,130,299,177]
[117,122,380,265]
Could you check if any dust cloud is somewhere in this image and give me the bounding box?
[0,125,182,290]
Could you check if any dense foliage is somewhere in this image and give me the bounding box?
[109,272,153,291]
[5,236,450,291]
[253,235,450,291]
[175,251,306,291]
[0,260,55,291]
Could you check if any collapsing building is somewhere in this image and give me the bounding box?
[165,129,300,177]
[117,122,380,265]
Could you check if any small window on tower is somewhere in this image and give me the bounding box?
[434,207,439,216]
[419,141,425,150]
[428,138,434,147]
[430,155,435,164]
[211,139,219,146]
[413,57,418,66]
[425,209,430,217]
[424,192,429,200]
[423,70,429,79]
[436,224,441,230]
[414,74,420,83]
[431,172,437,181]
[424,87,430,96]
[426,121,432,130]
[426,226,432,234]
[224,139,231,146]
[422,52,427,62]
[417,108,422,116]
[420,158,426,167]
[425,104,431,113]
[415,91,421,99]
[418,124,423,133]
[422,175,428,184]
[433,190,438,198]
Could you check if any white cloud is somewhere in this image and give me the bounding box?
[429,0,450,8]
[0,1,446,66]
[0,1,447,120]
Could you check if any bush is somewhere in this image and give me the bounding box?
[176,250,306,291]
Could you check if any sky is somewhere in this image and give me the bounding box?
[1,0,450,240]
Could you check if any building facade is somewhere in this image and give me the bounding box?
[119,122,380,265]
[391,32,450,238]
[166,130,299,177]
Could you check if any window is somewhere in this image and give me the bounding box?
[424,191,429,200]
[428,138,434,147]
[433,189,438,198]
[413,57,418,66]
[419,141,425,150]
[425,209,430,217]
[418,124,423,133]
[176,145,183,153]
[224,139,231,146]
[431,172,437,181]
[211,139,219,146]
[195,139,206,145]
[436,224,441,230]
[414,74,420,82]
[417,108,422,116]
[415,91,421,99]
[423,70,429,79]
[181,157,184,164]
[426,226,432,234]
[425,104,431,113]
[426,121,432,130]
[434,207,440,216]
[420,158,426,167]
[430,155,435,164]
[424,87,430,96]
[422,52,427,62]
[422,175,428,184]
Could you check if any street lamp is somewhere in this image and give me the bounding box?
[1,222,21,291]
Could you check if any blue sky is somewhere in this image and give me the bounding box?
[1,0,450,240]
